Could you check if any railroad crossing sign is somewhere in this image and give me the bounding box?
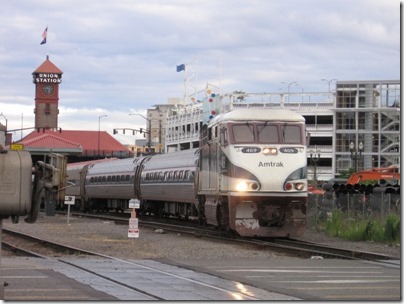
[128,228,139,238]
[128,199,140,238]
[64,196,75,225]
[129,199,140,209]
[64,196,75,205]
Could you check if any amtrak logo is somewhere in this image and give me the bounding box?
[259,161,284,167]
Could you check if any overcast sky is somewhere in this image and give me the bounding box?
[0,0,400,143]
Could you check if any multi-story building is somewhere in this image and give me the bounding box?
[145,103,176,154]
[149,80,399,183]
[334,80,400,175]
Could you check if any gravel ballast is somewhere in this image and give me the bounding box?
[2,213,400,260]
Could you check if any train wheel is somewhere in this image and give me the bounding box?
[154,202,164,218]
[198,195,207,226]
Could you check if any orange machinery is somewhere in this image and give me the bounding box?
[346,166,400,185]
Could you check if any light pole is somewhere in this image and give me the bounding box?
[309,148,321,186]
[350,141,363,172]
[98,115,107,159]
[321,78,338,92]
[287,82,298,102]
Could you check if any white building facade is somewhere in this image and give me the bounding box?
[147,80,399,183]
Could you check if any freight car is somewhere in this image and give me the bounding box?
[65,108,308,237]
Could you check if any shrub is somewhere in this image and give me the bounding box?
[384,214,400,243]
[324,211,400,243]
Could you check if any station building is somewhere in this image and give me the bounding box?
[4,56,131,163]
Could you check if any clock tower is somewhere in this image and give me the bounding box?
[32,55,63,130]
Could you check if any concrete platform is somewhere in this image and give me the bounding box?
[1,257,299,301]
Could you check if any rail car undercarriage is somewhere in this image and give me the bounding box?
[201,194,306,237]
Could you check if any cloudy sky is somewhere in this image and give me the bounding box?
[0,0,400,143]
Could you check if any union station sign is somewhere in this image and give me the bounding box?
[33,73,62,83]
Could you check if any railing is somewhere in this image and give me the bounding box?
[306,124,334,131]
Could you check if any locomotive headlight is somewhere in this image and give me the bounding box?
[283,166,307,191]
[235,181,260,192]
[284,181,306,191]
[236,181,248,191]
[295,183,305,191]
[262,147,277,155]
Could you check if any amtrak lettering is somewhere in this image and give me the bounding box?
[258,161,284,167]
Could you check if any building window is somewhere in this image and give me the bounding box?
[336,112,355,130]
[45,103,51,114]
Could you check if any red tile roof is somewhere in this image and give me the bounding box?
[20,130,130,156]
[23,133,82,149]
[33,56,63,74]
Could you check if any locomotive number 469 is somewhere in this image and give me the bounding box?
[241,147,261,153]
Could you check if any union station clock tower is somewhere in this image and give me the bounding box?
[32,55,63,130]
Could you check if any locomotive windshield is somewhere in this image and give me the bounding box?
[229,122,303,144]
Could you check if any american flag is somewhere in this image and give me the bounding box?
[40,26,47,45]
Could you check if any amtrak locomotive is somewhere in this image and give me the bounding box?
[66,108,308,237]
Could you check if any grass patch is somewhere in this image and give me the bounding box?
[324,210,400,244]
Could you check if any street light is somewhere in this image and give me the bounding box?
[349,141,364,172]
[287,82,298,102]
[98,115,107,159]
[309,148,321,186]
[321,78,338,92]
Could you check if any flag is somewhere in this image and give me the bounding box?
[176,64,185,72]
[40,26,48,45]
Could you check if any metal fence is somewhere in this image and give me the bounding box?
[307,192,401,228]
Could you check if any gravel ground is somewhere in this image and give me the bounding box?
[2,213,400,260]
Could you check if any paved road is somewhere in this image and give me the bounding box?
[170,257,401,301]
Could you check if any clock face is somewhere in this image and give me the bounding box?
[42,84,54,96]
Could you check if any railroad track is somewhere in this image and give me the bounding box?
[54,211,399,263]
[1,228,274,301]
[272,238,398,262]
[1,228,100,258]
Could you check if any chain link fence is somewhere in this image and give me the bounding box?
[307,192,401,229]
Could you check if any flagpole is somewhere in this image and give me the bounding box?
[219,56,222,95]
[40,26,49,58]
[184,66,187,104]
[46,25,49,58]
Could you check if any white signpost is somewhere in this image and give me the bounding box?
[128,199,140,239]
[64,196,75,225]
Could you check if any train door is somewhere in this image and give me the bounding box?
[134,156,150,199]
[198,123,230,228]
[198,124,220,193]
[218,124,228,192]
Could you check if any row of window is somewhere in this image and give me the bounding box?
[85,171,195,184]
[144,170,194,182]
[87,174,134,184]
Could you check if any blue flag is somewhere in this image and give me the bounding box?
[176,64,185,72]
[40,26,48,45]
